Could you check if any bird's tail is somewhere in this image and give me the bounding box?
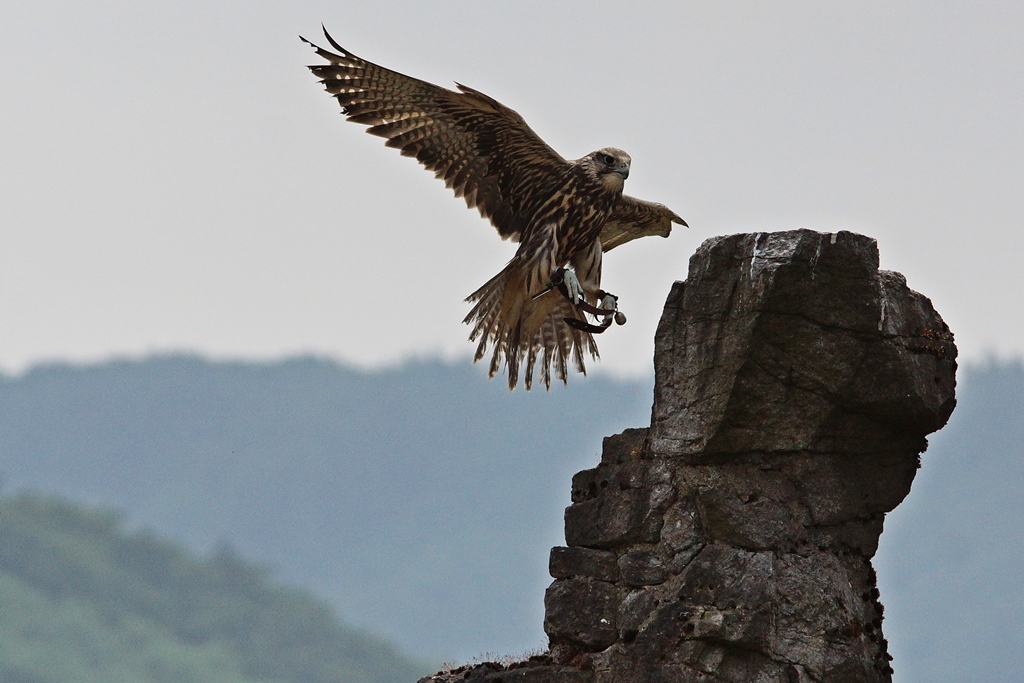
[464,262,598,391]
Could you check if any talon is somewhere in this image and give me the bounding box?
[562,269,583,302]
[594,293,615,330]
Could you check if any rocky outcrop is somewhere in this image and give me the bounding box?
[422,230,956,683]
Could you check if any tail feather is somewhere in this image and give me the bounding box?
[539,312,558,389]
[465,263,599,390]
[524,339,539,392]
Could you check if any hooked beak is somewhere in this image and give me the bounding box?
[614,164,630,180]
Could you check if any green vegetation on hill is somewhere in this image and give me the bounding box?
[0,493,428,683]
[3,355,1021,678]
[0,355,655,658]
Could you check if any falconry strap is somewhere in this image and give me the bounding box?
[534,268,627,334]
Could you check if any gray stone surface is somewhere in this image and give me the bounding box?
[549,547,619,582]
[419,230,956,683]
[651,230,955,457]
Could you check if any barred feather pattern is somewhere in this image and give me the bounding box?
[465,259,599,391]
[463,200,610,391]
[302,29,687,389]
[301,30,567,241]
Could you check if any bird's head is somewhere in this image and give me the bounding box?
[582,147,631,192]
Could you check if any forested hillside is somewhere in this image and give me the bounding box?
[0,493,429,683]
[1,355,1021,682]
[0,355,653,659]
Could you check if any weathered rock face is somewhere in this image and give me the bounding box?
[421,230,956,683]
[650,230,955,458]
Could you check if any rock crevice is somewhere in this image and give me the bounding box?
[422,230,956,683]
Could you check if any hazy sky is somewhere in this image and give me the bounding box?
[2,2,1022,379]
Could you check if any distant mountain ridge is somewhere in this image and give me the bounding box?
[1,355,1022,682]
[0,492,428,683]
[0,355,654,661]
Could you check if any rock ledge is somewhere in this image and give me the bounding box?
[421,230,956,683]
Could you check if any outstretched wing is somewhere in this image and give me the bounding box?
[302,28,567,242]
[599,195,688,252]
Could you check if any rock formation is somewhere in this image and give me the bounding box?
[421,230,957,683]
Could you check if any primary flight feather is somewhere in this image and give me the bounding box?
[302,28,686,390]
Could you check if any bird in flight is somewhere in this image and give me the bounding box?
[302,28,686,390]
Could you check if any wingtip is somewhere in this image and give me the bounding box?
[321,24,347,54]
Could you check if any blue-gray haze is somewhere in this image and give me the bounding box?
[0,356,1020,682]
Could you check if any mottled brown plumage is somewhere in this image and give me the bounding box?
[302,28,686,390]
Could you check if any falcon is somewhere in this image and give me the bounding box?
[302,28,686,390]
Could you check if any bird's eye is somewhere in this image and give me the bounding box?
[601,153,615,166]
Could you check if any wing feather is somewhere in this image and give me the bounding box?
[302,28,568,241]
[599,195,688,252]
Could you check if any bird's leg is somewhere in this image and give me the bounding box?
[569,240,603,305]
[598,290,617,312]
[596,289,627,328]
[561,269,584,303]
[531,267,584,303]
[559,243,625,333]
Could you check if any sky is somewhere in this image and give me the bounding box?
[2,2,1023,380]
